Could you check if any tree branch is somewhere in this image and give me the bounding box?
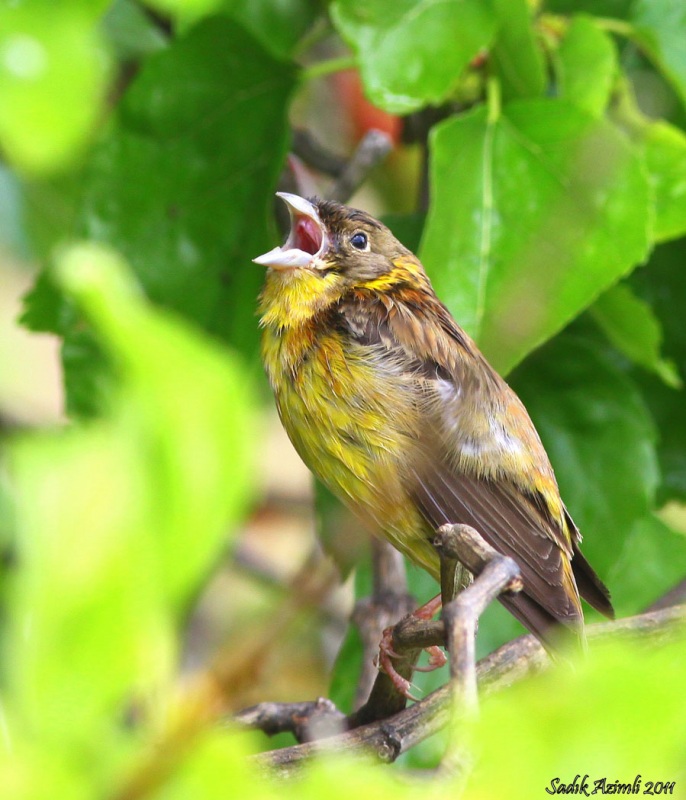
[244,605,685,777]
[327,130,394,204]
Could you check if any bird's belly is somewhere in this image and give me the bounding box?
[270,339,438,573]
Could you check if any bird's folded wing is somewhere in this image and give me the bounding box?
[410,459,584,636]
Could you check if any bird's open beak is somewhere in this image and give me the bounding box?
[253,193,328,270]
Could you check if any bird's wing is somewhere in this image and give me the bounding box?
[340,266,588,638]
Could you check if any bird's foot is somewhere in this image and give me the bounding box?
[413,592,443,620]
[412,645,447,672]
[375,594,447,699]
[376,625,420,701]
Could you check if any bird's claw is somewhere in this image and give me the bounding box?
[377,626,445,700]
[412,645,448,672]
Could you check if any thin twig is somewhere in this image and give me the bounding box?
[327,130,394,204]
[234,698,346,743]
[292,129,348,177]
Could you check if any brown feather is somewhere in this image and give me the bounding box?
[337,265,613,641]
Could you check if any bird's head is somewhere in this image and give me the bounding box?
[254,193,423,328]
[254,192,411,280]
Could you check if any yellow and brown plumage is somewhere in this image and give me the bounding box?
[255,193,613,648]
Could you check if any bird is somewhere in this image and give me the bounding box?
[254,192,613,673]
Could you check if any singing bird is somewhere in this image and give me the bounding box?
[255,193,613,656]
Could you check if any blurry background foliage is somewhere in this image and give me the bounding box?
[0,0,686,797]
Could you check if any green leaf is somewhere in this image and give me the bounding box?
[470,636,686,800]
[6,242,254,769]
[328,608,365,713]
[511,335,660,583]
[382,212,425,255]
[101,0,169,61]
[642,120,686,242]
[607,514,686,614]
[556,16,617,118]
[421,98,652,373]
[57,244,256,603]
[630,238,686,501]
[611,80,686,244]
[591,282,681,388]
[218,0,322,59]
[21,16,295,416]
[0,4,109,174]
[545,0,632,17]
[143,0,223,21]
[640,376,686,504]
[160,730,258,800]
[632,0,686,107]
[490,0,546,101]
[330,0,497,113]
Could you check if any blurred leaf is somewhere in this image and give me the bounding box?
[640,376,686,504]
[607,514,686,614]
[6,243,254,773]
[142,0,222,21]
[491,0,546,101]
[382,212,425,255]
[10,422,167,757]
[101,0,169,61]
[330,0,497,114]
[544,0,632,16]
[21,270,74,336]
[19,170,84,261]
[591,282,681,388]
[556,16,617,117]
[328,610,364,713]
[612,80,686,244]
[476,599,526,657]
[21,16,295,416]
[82,17,293,352]
[422,99,651,373]
[0,4,109,174]
[61,328,114,419]
[160,729,258,800]
[632,0,686,107]
[630,238,686,501]
[470,635,686,800]
[316,479,369,582]
[218,0,321,59]
[511,334,659,582]
[57,244,255,603]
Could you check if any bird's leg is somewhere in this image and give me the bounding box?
[376,592,447,697]
[408,553,474,675]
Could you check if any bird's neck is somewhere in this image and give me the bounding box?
[259,268,343,331]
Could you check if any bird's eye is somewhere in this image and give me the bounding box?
[350,232,369,251]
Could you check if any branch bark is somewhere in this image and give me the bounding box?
[244,605,685,778]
